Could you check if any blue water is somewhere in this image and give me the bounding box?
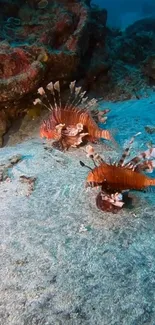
[92,0,155,29]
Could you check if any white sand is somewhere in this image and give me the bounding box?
[0,93,155,325]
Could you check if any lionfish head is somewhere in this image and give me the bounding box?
[40,120,62,140]
[86,169,103,188]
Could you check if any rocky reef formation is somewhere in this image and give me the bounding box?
[85,16,155,99]
[0,0,94,143]
[0,0,155,145]
[0,1,154,104]
[0,0,91,103]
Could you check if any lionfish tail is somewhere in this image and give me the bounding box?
[101,129,112,141]
[100,129,118,149]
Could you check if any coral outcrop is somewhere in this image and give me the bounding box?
[0,1,155,144]
[0,42,45,102]
[90,17,155,99]
[0,0,91,103]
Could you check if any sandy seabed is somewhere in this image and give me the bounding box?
[0,92,155,325]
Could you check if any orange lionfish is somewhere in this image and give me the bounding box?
[33,81,114,151]
[80,133,155,213]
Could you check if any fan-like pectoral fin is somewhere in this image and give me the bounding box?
[69,132,88,148]
[62,123,84,137]
[96,190,124,214]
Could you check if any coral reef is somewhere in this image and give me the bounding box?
[0,0,91,104]
[0,2,154,105]
[0,42,45,102]
[0,2,155,104]
[0,1,155,142]
[84,17,155,99]
[0,101,28,146]
[105,18,155,98]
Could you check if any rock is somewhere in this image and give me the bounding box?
[143,55,155,80]
[0,44,45,102]
[0,0,91,104]
[0,110,7,147]
[125,17,155,35]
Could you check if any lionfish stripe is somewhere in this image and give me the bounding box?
[118,132,141,166]
[125,147,155,169]
[100,130,111,140]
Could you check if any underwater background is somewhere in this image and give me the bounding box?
[0,1,155,325]
[92,0,155,29]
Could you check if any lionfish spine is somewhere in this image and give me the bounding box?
[118,132,141,167]
[124,147,155,169]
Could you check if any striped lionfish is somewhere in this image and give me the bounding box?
[80,133,155,213]
[33,81,114,151]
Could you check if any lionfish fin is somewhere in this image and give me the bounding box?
[35,80,100,117]
[65,81,98,113]
[84,98,98,111]
[124,147,155,171]
[46,81,58,110]
[54,81,61,109]
[85,145,104,166]
[118,132,141,167]
[81,96,88,104]
[79,160,93,171]
[64,80,76,109]
[35,87,54,111]
[67,84,86,110]
[69,80,76,93]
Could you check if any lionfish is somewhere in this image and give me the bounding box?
[33,81,114,151]
[80,133,155,213]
